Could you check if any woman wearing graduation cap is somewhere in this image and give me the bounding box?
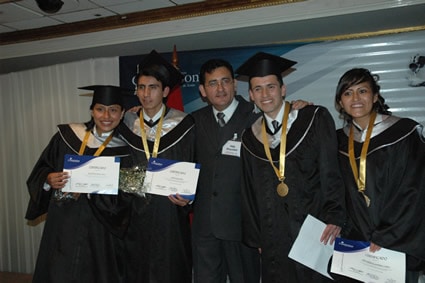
[26,85,134,283]
[236,52,346,282]
[117,50,195,283]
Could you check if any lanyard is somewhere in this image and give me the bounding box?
[79,130,114,156]
[139,107,166,160]
[261,101,290,197]
[348,111,377,207]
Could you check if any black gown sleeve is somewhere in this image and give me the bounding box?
[313,107,346,228]
[240,130,262,248]
[25,133,63,220]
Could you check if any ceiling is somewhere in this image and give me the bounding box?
[0,0,203,33]
[1,0,425,74]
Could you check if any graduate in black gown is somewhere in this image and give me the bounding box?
[334,68,425,283]
[26,85,134,283]
[236,52,346,282]
[117,50,194,283]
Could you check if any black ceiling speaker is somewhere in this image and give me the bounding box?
[35,0,64,14]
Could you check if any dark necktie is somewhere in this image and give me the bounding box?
[272,120,280,133]
[217,112,226,127]
[147,119,154,127]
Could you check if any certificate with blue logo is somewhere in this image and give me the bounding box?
[143,158,200,200]
[62,154,120,194]
[331,237,405,283]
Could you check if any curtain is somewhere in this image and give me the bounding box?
[0,57,120,273]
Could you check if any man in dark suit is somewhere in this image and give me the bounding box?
[191,59,261,283]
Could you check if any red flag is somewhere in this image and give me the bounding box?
[166,45,184,111]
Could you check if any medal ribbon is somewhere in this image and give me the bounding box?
[79,130,114,156]
[261,101,290,183]
[348,111,377,207]
[139,107,166,160]
[70,129,114,199]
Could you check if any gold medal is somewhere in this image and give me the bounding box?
[277,182,289,197]
[262,102,291,199]
[348,112,376,210]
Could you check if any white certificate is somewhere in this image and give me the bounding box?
[62,154,120,195]
[143,158,200,200]
[288,214,334,280]
[331,237,406,283]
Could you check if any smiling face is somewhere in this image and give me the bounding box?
[91,103,124,135]
[338,81,378,129]
[199,66,236,112]
[249,74,286,119]
[136,75,169,117]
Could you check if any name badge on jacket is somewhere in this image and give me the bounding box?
[222,140,241,157]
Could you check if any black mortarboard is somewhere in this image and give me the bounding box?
[235,52,297,79]
[78,85,133,108]
[137,50,183,89]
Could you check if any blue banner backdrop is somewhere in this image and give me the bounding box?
[119,43,306,112]
[119,30,425,126]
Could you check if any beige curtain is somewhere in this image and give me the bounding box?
[0,57,119,273]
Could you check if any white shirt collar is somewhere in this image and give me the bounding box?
[352,113,384,141]
[264,102,285,130]
[143,104,165,122]
[92,126,113,138]
[212,98,239,123]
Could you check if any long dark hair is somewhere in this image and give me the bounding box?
[335,68,391,123]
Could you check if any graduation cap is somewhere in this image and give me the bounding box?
[78,85,135,109]
[235,52,297,79]
[137,50,183,89]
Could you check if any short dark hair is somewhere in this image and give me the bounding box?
[136,64,170,91]
[199,59,234,85]
[249,74,283,90]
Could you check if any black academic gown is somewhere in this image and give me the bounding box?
[337,116,425,271]
[26,123,133,283]
[119,107,195,283]
[241,105,346,283]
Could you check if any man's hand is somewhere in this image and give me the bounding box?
[168,193,190,207]
[291,100,313,110]
[320,224,341,245]
[127,106,142,113]
[369,242,381,253]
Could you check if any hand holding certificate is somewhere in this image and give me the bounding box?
[331,238,406,283]
[62,154,120,195]
[143,158,200,200]
[288,214,334,279]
